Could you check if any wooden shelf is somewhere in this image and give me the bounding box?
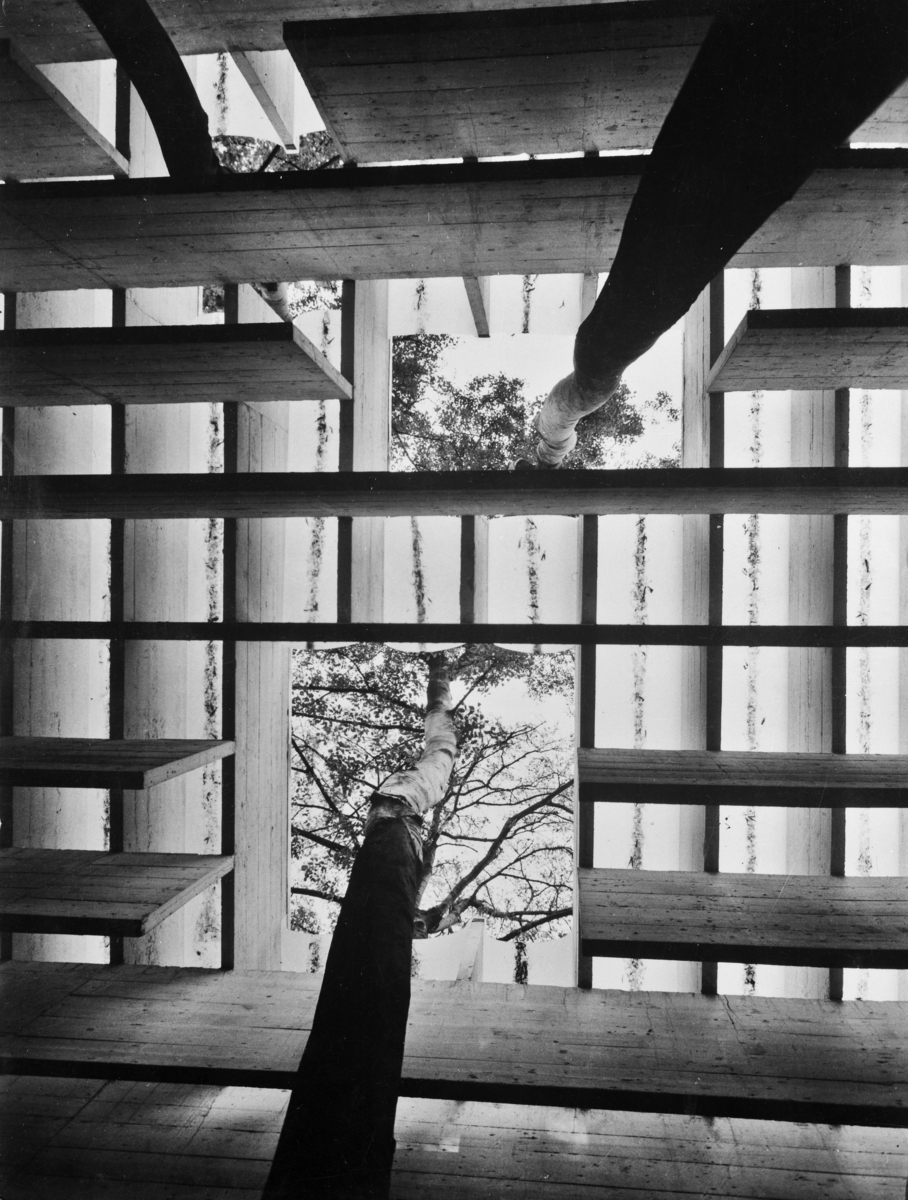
[0,850,233,936]
[2,466,907,521]
[0,41,126,181]
[2,962,905,1126]
[577,748,908,807]
[286,7,712,161]
[1,150,905,291]
[0,323,351,406]
[0,737,235,789]
[579,867,908,968]
[707,307,908,393]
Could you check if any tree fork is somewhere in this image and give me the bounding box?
[264,656,455,1200]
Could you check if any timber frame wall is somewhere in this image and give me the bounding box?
[1,2,908,1196]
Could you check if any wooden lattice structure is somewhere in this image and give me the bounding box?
[0,2,907,1196]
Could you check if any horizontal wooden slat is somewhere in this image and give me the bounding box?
[2,467,907,519]
[0,738,234,789]
[2,620,908,649]
[393,1101,908,1200]
[286,7,713,160]
[1,962,906,1126]
[0,41,127,181]
[577,748,908,807]
[0,324,351,405]
[707,307,908,393]
[579,868,908,968]
[0,851,233,936]
[1,151,906,290]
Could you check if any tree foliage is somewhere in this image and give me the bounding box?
[291,646,573,942]
[391,331,678,471]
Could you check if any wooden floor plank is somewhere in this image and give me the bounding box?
[0,324,351,406]
[579,868,908,968]
[0,963,905,1126]
[2,466,907,520]
[578,748,908,807]
[0,851,234,936]
[0,151,905,290]
[0,738,234,789]
[0,41,127,181]
[707,308,908,393]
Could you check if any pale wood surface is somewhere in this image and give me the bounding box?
[578,747,908,806]
[579,867,908,968]
[708,308,908,393]
[0,738,234,789]
[3,1081,906,1200]
[0,41,126,181]
[3,467,907,520]
[394,1100,908,1200]
[1,963,906,1125]
[2,152,906,291]
[286,10,711,160]
[0,850,233,936]
[0,324,351,406]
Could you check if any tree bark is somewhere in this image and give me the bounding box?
[534,0,908,466]
[75,0,222,183]
[264,657,455,1199]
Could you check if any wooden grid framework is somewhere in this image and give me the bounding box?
[1,6,908,1195]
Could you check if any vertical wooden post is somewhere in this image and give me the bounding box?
[0,294,15,964]
[455,917,485,983]
[680,276,723,995]
[574,513,597,990]
[786,266,840,1000]
[108,286,126,967]
[459,516,489,625]
[898,267,908,1003]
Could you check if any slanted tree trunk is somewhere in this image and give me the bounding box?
[533,0,908,466]
[263,655,456,1200]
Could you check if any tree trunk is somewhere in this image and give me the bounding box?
[533,0,908,466]
[264,657,455,1199]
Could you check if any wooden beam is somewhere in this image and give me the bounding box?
[2,961,906,1126]
[579,867,908,968]
[2,151,907,291]
[230,50,297,149]
[0,849,233,936]
[578,747,908,807]
[2,467,907,520]
[0,323,351,405]
[0,40,127,181]
[708,307,908,393]
[0,737,234,789]
[4,620,908,648]
[462,276,490,337]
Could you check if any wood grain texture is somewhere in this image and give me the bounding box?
[2,466,907,520]
[0,41,126,181]
[1,962,906,1126]
[0,850,233,935]
[0,738,234,789]
[708,307,908,393]
[579,867,908,968]
[1,151,906,290]
[0,323,351,405]
[285,9,711,160]
[393,1101,908,1200]
[577,747,908,806]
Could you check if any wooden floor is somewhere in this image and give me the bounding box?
[0,737,235,789]
[2,963,905,1126]
[708,308,908,393]
[1,151,906,290]
[0,324,351,405]
[2,1080,905,1200]
[3,466,908,521]
[579,868,908,968]
[577,748,908,807]
[0,850,234,936]
[0,40,126,181]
